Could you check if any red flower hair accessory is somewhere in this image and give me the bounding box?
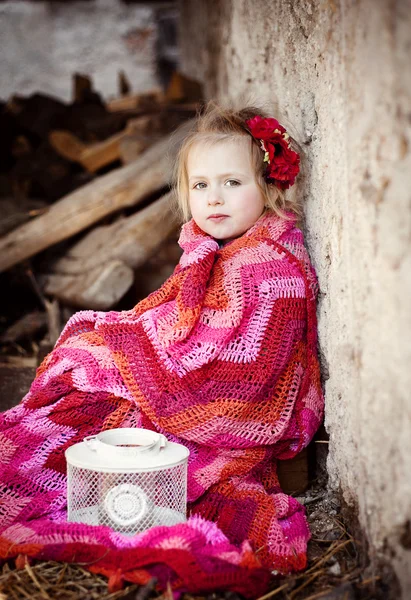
[245,115,300,189]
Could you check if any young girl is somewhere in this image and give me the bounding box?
[0,102,324,593]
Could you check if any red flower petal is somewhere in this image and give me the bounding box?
[246,116,286,140]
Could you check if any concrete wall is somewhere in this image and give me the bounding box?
[179,0,411,593]
[0,0,160,102]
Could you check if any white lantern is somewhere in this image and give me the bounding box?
[65,428,189,536]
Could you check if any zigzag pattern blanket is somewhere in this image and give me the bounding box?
[0,210,324,597]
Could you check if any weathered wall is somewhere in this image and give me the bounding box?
[0,0,159,102]
[179,0,411,593]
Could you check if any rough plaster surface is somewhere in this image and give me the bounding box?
[179,0,411,592]
[0,0,159,102]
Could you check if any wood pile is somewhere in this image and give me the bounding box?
[0,71,203,372]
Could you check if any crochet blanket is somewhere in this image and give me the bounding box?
[0,210,324,597]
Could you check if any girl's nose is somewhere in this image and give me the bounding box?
[207,189,223,205]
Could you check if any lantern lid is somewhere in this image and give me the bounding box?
[65,428,189,473]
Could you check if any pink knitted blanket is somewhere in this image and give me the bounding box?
[0,210,324,597]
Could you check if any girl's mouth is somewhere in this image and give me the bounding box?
[208,215,228,221]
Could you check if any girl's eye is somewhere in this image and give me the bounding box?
[192,180,240,189]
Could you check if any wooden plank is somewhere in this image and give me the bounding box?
[42,260,134,310]
[0,311,47,343]
[50,192,178,275]
[49,117,153,172]
[106,88,165,112]
[277,447,309,495]
[0,119,192,273]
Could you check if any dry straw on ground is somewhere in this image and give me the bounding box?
[0,484,388,600]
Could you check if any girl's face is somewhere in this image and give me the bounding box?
[187,137,266,243]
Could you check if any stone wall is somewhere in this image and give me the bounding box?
[0,0,160,102]
[179,0,411,594]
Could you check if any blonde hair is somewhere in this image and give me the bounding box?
[170,100,304,223]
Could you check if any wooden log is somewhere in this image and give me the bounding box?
[106,88,165,112]
[49,116,156,172]
[11,135,32,159]
[83,129,144,170]
[0,120,192,273]
[41,194,178,309]
[7,91,126,143]
[42,260,134,310]
[118,136,147,165]
[7,93,67,140]
[165,72,203,103]
[49,192,177,275]
[11,140,75,202]
[0,198,47,237]
[73,73,93,104]
[0,311,47,344]
[118,70,132,96]
[44,297,61,347]
[0,355,38,368]
[49,126,151,173]
[133,228,181,300]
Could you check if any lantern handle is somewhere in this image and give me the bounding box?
[84,435,98,451]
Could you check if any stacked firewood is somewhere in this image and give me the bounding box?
[0,72,202,365]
